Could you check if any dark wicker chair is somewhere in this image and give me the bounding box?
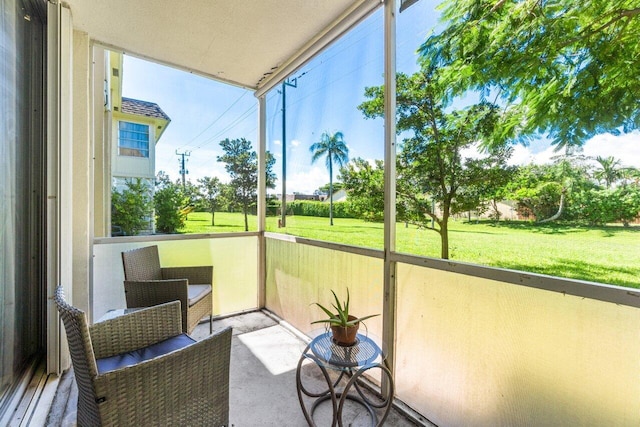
[54,286,231,427]
[121,245,213,334]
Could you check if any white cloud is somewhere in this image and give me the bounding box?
[507,144,557,166]
[291,139,301,147]
[582,131,640,168]
[286,165,329,194]
[507,131,640,167]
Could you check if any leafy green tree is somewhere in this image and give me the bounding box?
[217,138,276,231]
[420,0,640,148]
[198,176,221,226]
[154,171,188,233]
[360,71,514,259]
[181,180,204,214]
[339,158,385,222]
[310,131,349,226]
[315,182,344,196]
[451,146,516,221]
[111,178,153,236]
[218,183,238,213]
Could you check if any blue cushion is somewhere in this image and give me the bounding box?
[96,334,196,374]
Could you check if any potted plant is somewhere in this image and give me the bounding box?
[311,289,379,346]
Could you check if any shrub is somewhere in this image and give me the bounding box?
[111,179,153,235]
[154,182,188,233]
[288,201,353,218]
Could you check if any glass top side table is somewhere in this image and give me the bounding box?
[296,331,394,427]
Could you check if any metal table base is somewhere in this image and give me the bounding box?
[296,333,394,427]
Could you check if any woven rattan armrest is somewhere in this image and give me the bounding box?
[161,265,213,284]
[93,327,232,426]
[123,278,189,309]
[90,301,182,360]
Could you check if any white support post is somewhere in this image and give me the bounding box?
[46,0,73,375]
[382,0,398,398]
[257,95,267,309]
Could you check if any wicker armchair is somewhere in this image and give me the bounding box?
[54,286,231,427]
[121,245,213,334]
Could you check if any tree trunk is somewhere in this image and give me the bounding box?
[243,204,249,231]
[440,220,449,259]
[329,156,334,226]
[440,204,450,259]
[538,190,565,223]
[211,210,215,226]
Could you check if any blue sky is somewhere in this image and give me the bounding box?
[121,1,639,195]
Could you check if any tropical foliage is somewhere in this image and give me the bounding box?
[311,289,379,328]
[310,131,349,226]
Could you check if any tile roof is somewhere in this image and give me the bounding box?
[121,97,170,121]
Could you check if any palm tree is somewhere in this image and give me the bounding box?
[594,155,623,188]
[310,131,349,225]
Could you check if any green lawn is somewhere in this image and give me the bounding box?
[182,212,640,288]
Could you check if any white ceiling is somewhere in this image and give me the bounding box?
[64,0,378,90]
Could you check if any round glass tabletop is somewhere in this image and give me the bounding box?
[308,332,382,368]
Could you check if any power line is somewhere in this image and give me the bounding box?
[177,91,250,151]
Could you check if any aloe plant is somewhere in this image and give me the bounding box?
[311,289,379,327]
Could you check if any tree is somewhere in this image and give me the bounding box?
[506,155,596,222]
[451,146,517,222]
[111,178,153,236]
[315,182,344,196]
[339,158,385,222]
[217,138,276,231]
[310,131,349,226]
[360,71,514,259]
[218,183,238,213]
[198,176,221,226]
[594,155,623,188]
[154,171,188,233]
[420,0,640,148]
[181,180,204,215]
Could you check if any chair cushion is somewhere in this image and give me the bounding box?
[188,284,212,307]
[96,334,196,374]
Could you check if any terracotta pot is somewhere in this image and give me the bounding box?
[330,315,359,346]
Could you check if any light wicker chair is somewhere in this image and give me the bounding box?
[121,245,213,334]
[54,286,231,427]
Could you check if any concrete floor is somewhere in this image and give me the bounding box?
[45,311,422,426]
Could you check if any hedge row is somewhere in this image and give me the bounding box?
[288,201,354,218]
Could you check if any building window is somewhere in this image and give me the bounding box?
[118,121,149,157]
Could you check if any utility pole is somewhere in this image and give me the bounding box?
[280,77,297,228]
[176,150,191,187]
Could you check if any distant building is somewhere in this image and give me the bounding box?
[276,193,322,202]
[107,52,171,233]
[325,189,347,203]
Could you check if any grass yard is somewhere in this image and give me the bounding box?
[182,212,640,288]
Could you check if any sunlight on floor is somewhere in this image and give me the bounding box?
[237,325,303,376]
